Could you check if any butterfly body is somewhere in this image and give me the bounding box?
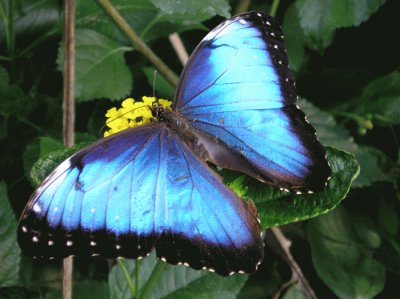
[18,12,330,276]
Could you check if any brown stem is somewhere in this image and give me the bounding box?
[62,0,75,298]
[97,0,179,87]
[271,227,318,299]
[63,0,75,147]
[234,0,251,15]
[168,33,189,66]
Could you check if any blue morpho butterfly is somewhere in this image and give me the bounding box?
[17,12,331,276]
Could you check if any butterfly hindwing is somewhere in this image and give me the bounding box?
[174,12,331,192]
[18,123,263,275]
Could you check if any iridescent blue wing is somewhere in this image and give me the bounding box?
[174,12,331,193]
[18,123,263,275]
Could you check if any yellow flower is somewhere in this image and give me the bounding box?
[104,96,172,137]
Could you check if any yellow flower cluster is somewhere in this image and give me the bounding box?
[104,96,172,137]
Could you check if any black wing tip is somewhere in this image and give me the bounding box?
[18,212,265,276]
[156,231,264,276]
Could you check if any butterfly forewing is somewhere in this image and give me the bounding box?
[18,123,263,275]
[174,12,331,192]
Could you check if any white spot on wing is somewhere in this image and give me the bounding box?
[90,241,96,246]
[239,19,247,25]
[66,240,73,246]
[21,226,28,233]
[33,203,42,213]
[48,240,54,246]
[32,236,38,242]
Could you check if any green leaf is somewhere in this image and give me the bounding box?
[379,199,399,238]
[30,143,88,187]
[0,66,27,117]
[109,254,247,299]
[351,145,394,188]
[75,0,207,45]
[57,29,133,102]
[0,181,21,287]
[0,0,62,47]
[281,285,308,299]
[355,70,400,126]
[296,0,385,51]
[38,137,64,157]
[376,198,400,275]
[308,207,385,299]
[222,147,359,229]
[142,67,175,99]
[150,0,231,18]
[298,98,394,188]
[23,137,64,186]
[282,4,307,72]
[44,280,109,299]
[0,287,38,299]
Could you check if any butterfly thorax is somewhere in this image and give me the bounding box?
[152,104,265,181]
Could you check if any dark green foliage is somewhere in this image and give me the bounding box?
[0,0,398,298]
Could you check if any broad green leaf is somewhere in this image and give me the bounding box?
[142,67,175,99]
[44,281,109,299]
[352,145,394,188]
[308,207,385,299]
[39,137,64,157]
[222,147,359,229]
[109,254,247,299]
[30,143,88,187]
[0,0,61,47]
[282,4,307,72]
[75,0,207,45]
[377,198,400,275]
[296,0,385,51]
[281,285,308,299]
[0,66,27,117]
[355,70,400,126]
[298,98,394,187]
[150,0,230,18]
[23,137,63,185]
[0,181,21,287]
[57,29,133,102]
[0,287,38,299]
[379,199,399,238]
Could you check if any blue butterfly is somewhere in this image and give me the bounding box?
[17,12,331,276]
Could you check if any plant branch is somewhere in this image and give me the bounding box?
[271,227,318,299]
[96,0,179,87]
[269,0,280,17]
[168,33,189,66]
[135,259,140,299]
[118,259,136,297]
[62,0,76,298]
[234,0,251,15]
[139,261,166,299]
